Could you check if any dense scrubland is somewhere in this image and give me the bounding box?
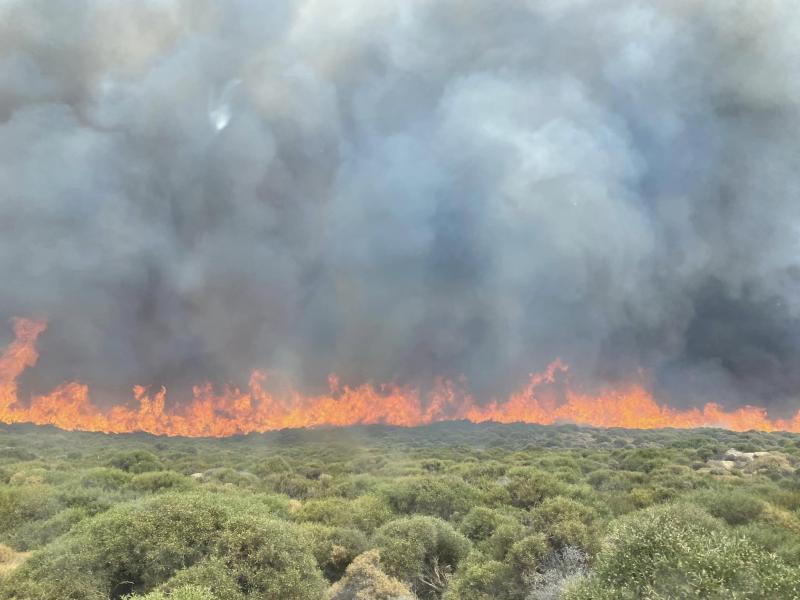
[0,422,797,599]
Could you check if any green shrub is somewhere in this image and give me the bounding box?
[531,497,596,530]
[628,486,657,508]
[0,493,230,598]
[443,552,512,600]
[254,455,293,476]
[299,523,369,581]
[293,497,354,527]
[7,506,88,550]
[374,516,471,598]
[156,559,244,600]
[530,496,597,552]
[481,521,527,561]
[477,482,513,508]
[380,476,478,521]
[740,521,800,567]
[266,473,321,499]
[129,471,195,493]
[106,451,163,474]
[130,585,217,600]
[507,533,549,574]
[80,468,131,490]
[617,449,671,474]
[199,468,259,488]
[215,515,326,599]
[567,503,800,599]
[0,485,62,542]
[506,468,567,509]
[206,491,291,520]
[586,469,635,492]
[692,489,764,526]
[459,507,505,543]
[0,447,37,461]
[8,467,48,486]
[349,494,395,533]
[0,537,108,599]
[327,474,379,499]
[56,484,118,515]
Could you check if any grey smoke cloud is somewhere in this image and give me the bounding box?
[1,0,800,414]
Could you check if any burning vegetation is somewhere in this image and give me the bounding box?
[2,318,799,436]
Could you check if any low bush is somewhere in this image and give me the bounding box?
[106,451,163,474]
[155,559,243,600]
[567,503,800,599]
[0,422,797,600]
[128,472,195,493]
[506,468,567,509]
[374,516,471,598]
[380,476,478,521]
[299,523,369,581]
[215,515,326,599]
[130,585,217,600]
[692,489,764,526]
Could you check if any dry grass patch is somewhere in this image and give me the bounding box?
[0,544,31,577]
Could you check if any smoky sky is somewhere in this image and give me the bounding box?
[2,0,800,414]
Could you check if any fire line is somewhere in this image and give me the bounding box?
[1,318,798,437]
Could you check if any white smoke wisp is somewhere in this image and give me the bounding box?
[208,79,241,132]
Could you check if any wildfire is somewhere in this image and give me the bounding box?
[1,318,798,436]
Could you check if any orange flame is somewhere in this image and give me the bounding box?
[1,318,798,436]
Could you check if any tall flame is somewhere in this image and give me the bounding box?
[1,318,799,436]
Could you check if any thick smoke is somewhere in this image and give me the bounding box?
[2,0,800,414]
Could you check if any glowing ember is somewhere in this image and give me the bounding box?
[1,318,798,436]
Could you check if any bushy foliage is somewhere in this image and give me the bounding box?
[131,585,217,600]
[80,467,131,490]
[0,422,797,599]
[293,497,355,527]
[530,497,597,552]
[299,523,369,581]
[0,486,60,536]
[567,503,800,599]
[380,476,478,521]
[155,558,244,600]
[215,515,326,599]
[374,516,470,598]
[506,468,568,509]
[128,471,195,493]
[506,534,549,574]
[6,505,87,550]
[444,533,549,600]
[0,492,324,600]
[349,494,395,533]
[459,507,508,544]
[106,450,163,474]
[8,467,48,486]
[443,553,511,600]
[0,493,229,598]
[586,469,636,492]
[691,489,764,525]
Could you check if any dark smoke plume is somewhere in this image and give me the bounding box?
[2,0,800,414]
